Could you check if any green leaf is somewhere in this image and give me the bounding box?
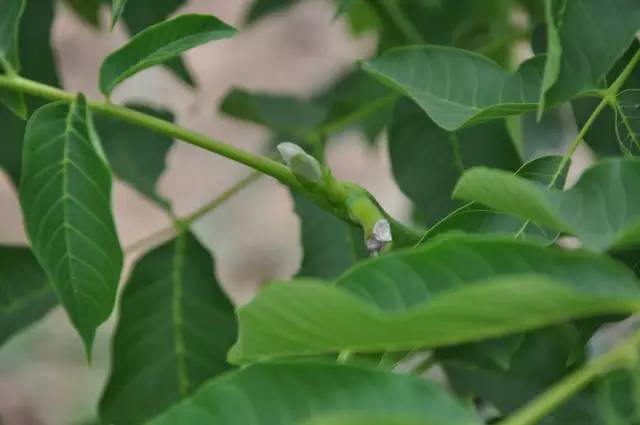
[0,0,27,119]
[94,103,174,208]
[64,0,101,28]
[334,0,357,17]
[614,89,640,154]
[228,235,640,364]
[363,46,544,131]
[315,70,394,144]
[110,0,128,30]
[541,0,640,107]
[220,88,326,140]
[99,231,236,424]
[99,14,236,96]
[389,99,520,225]
[425,156,569,244]
[0,246,57,346]
[113,0,195,87]
[19,95,123,356]
[245,0,295,23]
[149,362,482,425]
[596,366,640,424]
[439,324,598,424]
[454,158,640,251]
[293,192,366,280]
[572,44,640,158]
[304,416,426,425]
[0,0,60,186]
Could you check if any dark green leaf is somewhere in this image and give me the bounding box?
[572,44,640,158]
[0,0,26,118]
[110,0,127,30]
[99,232,236,424]
[245,0,295,23]
[95,103,174,208]
[454,158,640,251]
[363,46,544,131]
[229,235,640,364]
[614,90,640,154]
[19,95,123,356]
[439,324,598,424]
[293,192,366,280]
[425,156,569,243]
[64,0,101,28]
[389,99,520,225]
[0,246,56,346]
[220,88,326,140]
[596,366,640,424]
[541,0,640,107]
[115,0,194,87]
[0,0,60,186]
[99,14,235,96]
[149,362,482,425]
[315,70,394,144]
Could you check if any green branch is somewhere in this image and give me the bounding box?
[0,75,301,190]
[0,74,421,248]
[500,326,640,425]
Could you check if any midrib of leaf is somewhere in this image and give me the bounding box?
[171,230,189,396]
[60,99,79,320]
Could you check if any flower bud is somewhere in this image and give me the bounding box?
[277,142,322,183]
[277,142,306,165]
[289,153,322,182]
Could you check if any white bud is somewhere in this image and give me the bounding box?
[289,153,322,182]
[277,142,306,166]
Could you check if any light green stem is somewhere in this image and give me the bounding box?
[0,75,302,191]
[500,327,640,425]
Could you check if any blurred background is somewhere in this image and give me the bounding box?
[0,1,593,423]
